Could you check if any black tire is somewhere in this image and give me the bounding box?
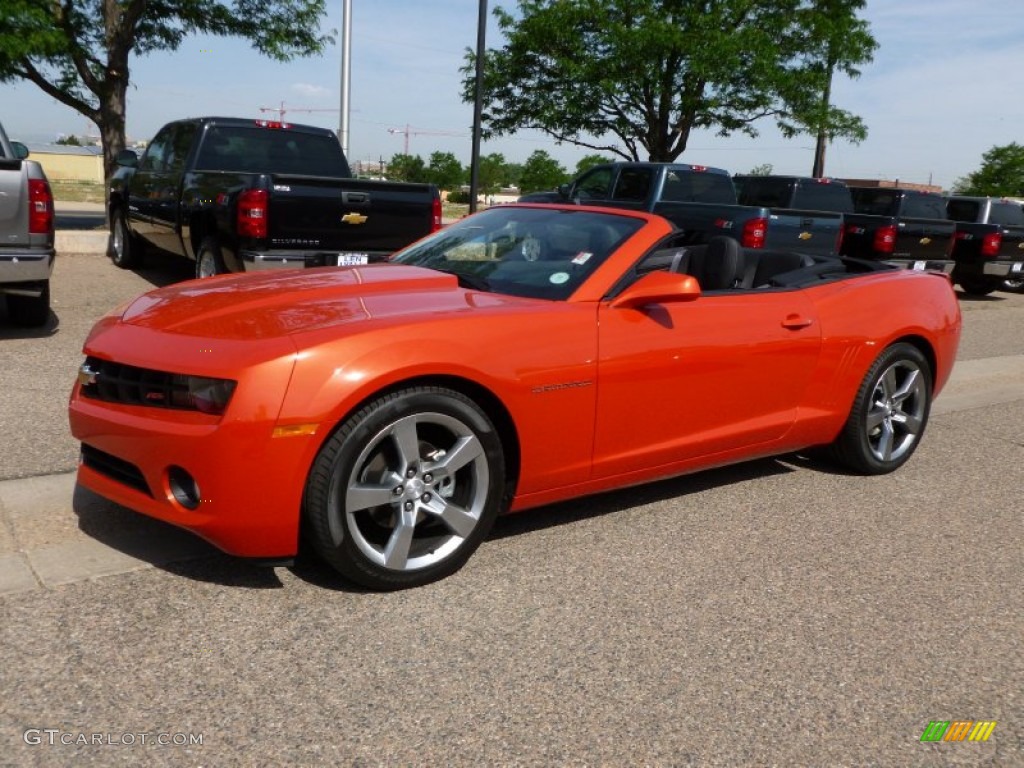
[195,238,228,278]
[303,386,506,590]
[109,207,142,269]
[830,343,932,475]
[1003,277,1024,292]
[956,274,998,297]
[6,282,50,327]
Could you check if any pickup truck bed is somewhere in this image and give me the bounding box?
[0,123,55,326]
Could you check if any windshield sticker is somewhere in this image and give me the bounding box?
[571,251,593,265]
[550,272,570,285]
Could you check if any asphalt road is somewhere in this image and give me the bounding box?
[0,249,1021,766]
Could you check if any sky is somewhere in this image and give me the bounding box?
[2,0,1023,191]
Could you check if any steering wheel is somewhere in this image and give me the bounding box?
[520,235,543,262]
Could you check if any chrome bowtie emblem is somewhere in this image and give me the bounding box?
[77,362,98,387]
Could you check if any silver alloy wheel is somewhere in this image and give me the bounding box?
[865,359,927,463]
[342,411,489,572]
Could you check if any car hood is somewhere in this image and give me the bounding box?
[115,265,531,340]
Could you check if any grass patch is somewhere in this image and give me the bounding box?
[49,179,105,204]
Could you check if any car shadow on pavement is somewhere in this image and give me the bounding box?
[71,483,286,589]
[132,254,196,288]
[0,300,60,338]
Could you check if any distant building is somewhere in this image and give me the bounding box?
[25,144,104,183]
[840,178,944,194]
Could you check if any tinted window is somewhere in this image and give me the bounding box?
[903,193,946,220]
[611,168,652,202]
[851,189,899,216]
[735,177,794,208]
[573,167,613,200]
[946,199,981,222]
[793,180,853,213]
[660,170,735,204]
[194,125,348,176]
[990,202,1024,226]
[139,125,176,172]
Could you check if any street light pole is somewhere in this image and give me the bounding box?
[339,0,352,158]
[468,0,487,213]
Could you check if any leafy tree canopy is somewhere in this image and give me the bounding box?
[463,0,876,162]
[0,0,331,180]
[953,143,1024,197]
[478,152,510,194]
[518,149,567,192]
[426,151,466,191]
[747,163,774,176]
[388,153,428,183]
[575,153,614,176]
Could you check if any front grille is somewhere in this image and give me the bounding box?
[80,356,191,410]
[81,444,152,497]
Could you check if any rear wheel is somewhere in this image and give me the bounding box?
[195,238,227,278]
[1003,277,1024,292]
[304,387,506,590]
[830,343,932,475]
[109,208,142,269]
[6,282,50,327]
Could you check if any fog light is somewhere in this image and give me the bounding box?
[168,466,201,510]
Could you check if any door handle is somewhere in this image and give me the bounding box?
[781,314,813,330]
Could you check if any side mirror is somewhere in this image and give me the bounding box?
[11,142,29,160]
[116,149,138,168]
[610,271,701,309]
[556,183,571,199]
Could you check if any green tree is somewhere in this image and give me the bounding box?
[747,163,774,176]
[478,152,509,195]
[463,0,876,162]
[519,149,568,193]
[56,134,83,146]
[953,143,1024,196]
[426,151,466,191]
[575,153,613,176]
[0,0,330,182]
[388,153,428,183]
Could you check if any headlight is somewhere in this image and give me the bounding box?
[171,375,237,415]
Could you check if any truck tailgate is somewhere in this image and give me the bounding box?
[268,175,435,257]
[763,209,842,255]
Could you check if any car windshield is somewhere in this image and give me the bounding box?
[391,207,643,300]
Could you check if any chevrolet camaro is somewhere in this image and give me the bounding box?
[68,205,961,589]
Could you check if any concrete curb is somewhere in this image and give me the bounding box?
[56,230,108,255]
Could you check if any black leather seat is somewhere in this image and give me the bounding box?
[686,236,743,290]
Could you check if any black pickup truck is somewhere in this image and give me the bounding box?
[843,187,956,273]
[945,196,1024,295]
[519,162,844,255]
[0,122,54,326]
[109,117,442,277]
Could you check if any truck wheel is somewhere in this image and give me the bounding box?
[303,386,506,590]
[196,238,228,278]
[956,273,998,297]
[829,343,932,475]
[6,282,51,327]
[109,208,142,269]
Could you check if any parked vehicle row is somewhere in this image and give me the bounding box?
[0,121,55,326]
[521,163,1024,296]
[108,117,443,278]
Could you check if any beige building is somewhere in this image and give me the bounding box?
[26,145,104,183]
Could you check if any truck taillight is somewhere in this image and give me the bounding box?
[431,193,442,232]
[981,231,1002,257]
[237,189,268,238]
[28,178,54,235]
[741,216,766,249]
[873,224,897,254]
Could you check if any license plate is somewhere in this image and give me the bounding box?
[1012,262,1024,274]
[912,260,927,271]
[337,253,369,266]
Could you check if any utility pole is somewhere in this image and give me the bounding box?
[469,0,487,213]
[339,0,352,157]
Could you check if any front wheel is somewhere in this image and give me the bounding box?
[303,387,506,590]
[829,343,932,475]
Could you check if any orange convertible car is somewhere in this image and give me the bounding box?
[69,205,961,589]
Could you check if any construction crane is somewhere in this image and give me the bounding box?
[387,124,463,154]
[258,101,339,122]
